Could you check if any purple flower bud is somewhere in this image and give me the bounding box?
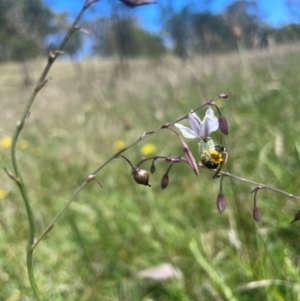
[178,135,199,175]
[253,206,261,222]
[132,168,151,187]
[219,115,229,135]
[183,144,199,175]
[161,173,169,189]
[290,210,300,224]
[217,192,226,213]
[118,0,156,8]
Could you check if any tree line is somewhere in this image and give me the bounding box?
[1,0,300,62]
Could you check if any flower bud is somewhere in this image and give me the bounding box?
[219,92,228,99]
[219,115,229,135]
[150,160,156,174]
[216,192,226,213]
[178,135,199,175]
[119,0,156,8]
[253,206,261,222]
[160,173,169,189]
[87,174,95,182]
[132,168,151,187]
[290,210,300,224]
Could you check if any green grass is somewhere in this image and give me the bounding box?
[1,45,300,300]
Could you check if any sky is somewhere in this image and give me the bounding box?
[43,0,295,31]
[42,0,297,58]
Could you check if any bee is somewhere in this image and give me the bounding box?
[199,137,228,178]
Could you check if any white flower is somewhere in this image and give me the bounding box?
[174,107,219,139]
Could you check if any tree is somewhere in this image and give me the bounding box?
[223,0,258,46]
[89,16,166,58]
[271,24,300,43]
[165,6,191,59]
[191,12,236,53]
[0,0,55,62]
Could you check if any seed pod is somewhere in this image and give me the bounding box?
[132,168,151,187]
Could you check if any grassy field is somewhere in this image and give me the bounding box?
[1,43,300,300]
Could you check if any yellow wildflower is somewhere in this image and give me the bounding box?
[113,140,125,150]
[1,137,12,148]
[19,139,29,149]
[0,189,8,199]
[141,143,156,156]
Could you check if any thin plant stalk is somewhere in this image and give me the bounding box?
[8,1,99,299]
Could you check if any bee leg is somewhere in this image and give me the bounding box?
[212,164,223,179]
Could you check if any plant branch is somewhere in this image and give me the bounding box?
[220,171,300,201]
[32,180,88,250]
[138,156,300,202]
[32,95,222,244]
[34,91,300,255]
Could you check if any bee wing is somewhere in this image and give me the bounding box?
[198,137,215,154]
[206,137,215,150]
[198,139,207,153]
[174,123,198,139]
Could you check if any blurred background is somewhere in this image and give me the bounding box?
[1,0,300,300]
[2,0,300,63]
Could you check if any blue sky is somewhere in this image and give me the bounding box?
[43,0,296,58]
[43,0,295,32]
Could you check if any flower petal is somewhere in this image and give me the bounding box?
[174,123,198,139]
[205,106,215,117]
[198,107,219,138]
[188,112,202,137]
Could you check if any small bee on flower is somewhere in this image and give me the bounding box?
[199,137,228,178]
[175,107,228,178]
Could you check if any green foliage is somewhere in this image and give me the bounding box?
[271,24,300,43]
[191,12,236,53]
[0,0,60,61]
[1,45,300,300]
[63,31,83,58]
[90,16,166,58]
[9,34,40,61]
[165,6,191,59]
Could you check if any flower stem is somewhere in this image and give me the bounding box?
[8,1,100,299]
